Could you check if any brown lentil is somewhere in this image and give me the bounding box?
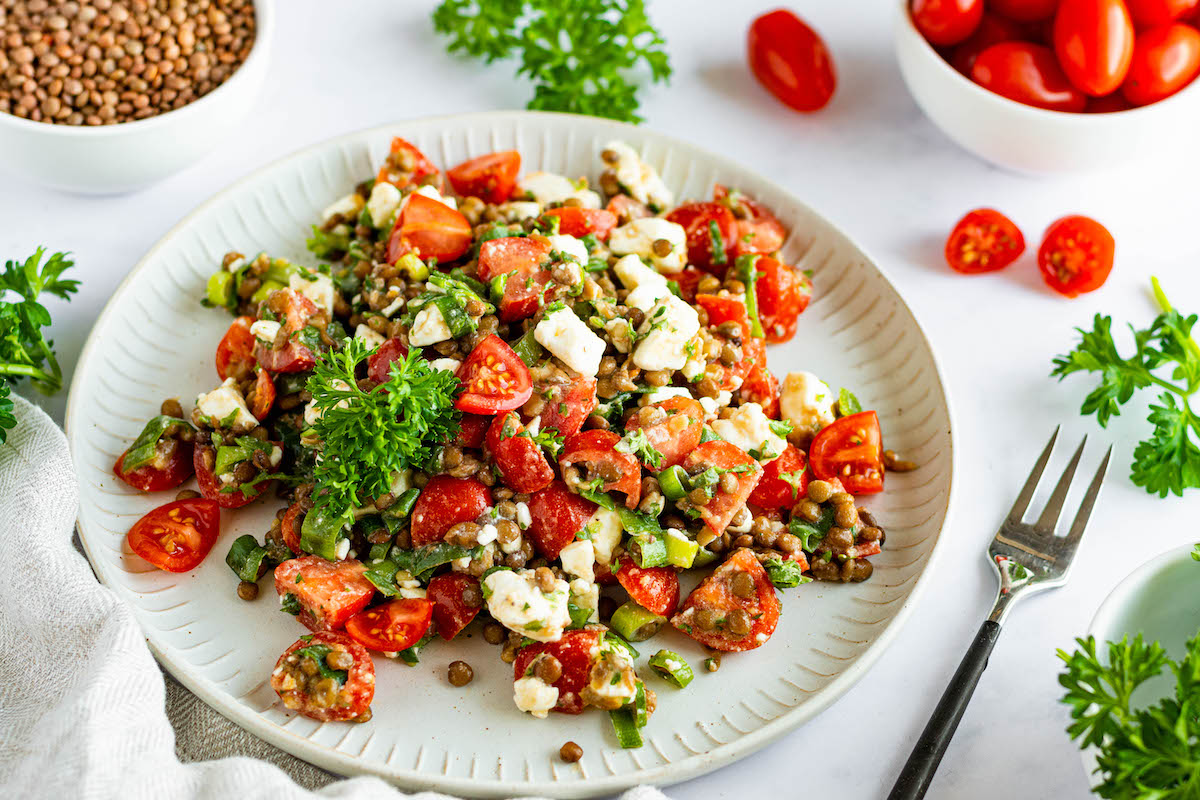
[884,449,919,471]
[533,654,562,684]
[447,660,474,687]
[730,570,755,599]
[483,622,506,645]
[806,479,834,503]
[651,238,673,257]
[719,472,739,494]
[559,741,584,763]
[175,488,201,501]
[236,580,258,601]
[160,397,184,418]
[834,503,859,529]
[534,566,557,593]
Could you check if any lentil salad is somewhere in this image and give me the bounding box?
[112,137,903,745]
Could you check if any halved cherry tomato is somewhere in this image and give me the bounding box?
[376,136,441,191]
[215,316,256,381]
[250,369,275,420]
[386,193,473,266]
[614,556,680,617]
[1127,0,1200,27]
[714,185,788,257]
[512,629,603,714]
[271,631,374,722]
[754,256,812,343]
[606,194,652,224]
[950,12,1031,74]
[281,501,303,555]
[410,475,492,547]
[1086,92,1135,110]
[749,445,809,509]
[530,377,597,438]
[527,480,598,560]
[426,573,484,640]
[741,360,781,419]
[694,294,759,391]
[367,338,408,384]
[1122,22,1200,105]
[622,396,705,469]
[274,556,376,632]
[665,202,737,276]
[559,429,642,509]
[748,9,838,111]
[486,412,556,494]
[972,42,1089,110]
[671,548,780,652]
[455,334,533,414]
[346,598,434,652]
[944,208,1026,273]
[193,443,272,508]
[1037,215,1115,297]
[911,0,985,46]
[254,289,317,374]
[809,411,885,495]
[113,440,194,492]
[476,236,554,322]
[454,413,492,449]
[127,497,220,572]
[446,150,520,204]
[682,441,763,536]
[540,207,618,241]
[990,0,1059,22]
[1054,0,1136,96]
[671,266,706,303]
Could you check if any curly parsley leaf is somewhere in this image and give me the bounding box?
[615,428,663,469]
[432,0,671,124]
[0,383,15,443]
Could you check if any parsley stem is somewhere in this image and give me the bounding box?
[1152,275,1200,372]
[0,362,60,390]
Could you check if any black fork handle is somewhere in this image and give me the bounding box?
[887,620,1002,800]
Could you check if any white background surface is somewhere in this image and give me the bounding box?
[4,1,1199,797]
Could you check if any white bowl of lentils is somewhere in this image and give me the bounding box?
[0,0,271,194]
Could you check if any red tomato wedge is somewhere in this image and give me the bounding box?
[990,0,1059,22]
[271,631,374,722]
[254,289,317,374]
[748,9,838,111]
[1054,0,1136,96]
[410,475,493,547]
[809,411,885,495]
[714,184,788,257]
[1127,0,1200,26]
[281,502,303,555]
[950,12,1029,74]
[622,396,705,469]
[512,629,603,714]
[559,429,642,509]
[694,294,759,391]
[387,193,473,266]
[944,208,1026,273]
[749,445,809,509]
[527,480,598,560]
[911,0,985,46]
[126,497,220,572]
[454,413,492,449]
[540,207,618,241]
[367,338,408,384]
[665,202,737,276]
[741,359,781,419]
[1122,23,1200,106]
[274,556,376,632]
[671,266,706,303]
[683,441,763,536]
[486,412,556,494]
[446,150,520,204]
[250,369,275,420]
[972,42,1089,110]
[346,598,434,652]
[113,440,195,493]
[606,194,653,224]
[455,335,533,414]
[193,444,272,509]
[530,377,597,439]
[614,556,680,617]
[753,256,812,344]
[476,236,555,322]
[671,548,781,652]
[215,316,256,381]
[376,137,440,191]
[1037,215,1115,297]
[426,573,484,640]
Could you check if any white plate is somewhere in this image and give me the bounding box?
[67,111,955,798]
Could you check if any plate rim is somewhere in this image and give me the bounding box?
[66,109,959,798]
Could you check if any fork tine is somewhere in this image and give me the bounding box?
[1005,426,1060,526]
[1060,445,1113,551]
[1034,435,1087,534]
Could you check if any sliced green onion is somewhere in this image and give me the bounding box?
[300,506,345,561]
[735,254,765,338]
[250,279,285,305]
[699,427,721,444]
[364,559,400,597]
[225,534,270,582]
[368,541,392,563]
[488,273,509,304]
[609,601,666,642]
[763,556,809,588]
[212,436,273,476]
[605,630,641,660]
[691,548,719,568]
[609,706,644,748]
[649,650,694,688]
[511,326,544,367]
[121,415,193,473]
[632,680,650,727]
[205,270,235,310]
[390,487,420,518]
[626,531,668,568]
[581,488,617,511]
[655,465,689,501]
[663,530,699,569]
[263,259,302,286]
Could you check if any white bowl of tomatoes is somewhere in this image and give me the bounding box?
[895,0,1200,173]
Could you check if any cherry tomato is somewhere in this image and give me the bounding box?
[559,430,642,509]
[253,289,317,374]
[749,445,809,509]
[410,475,492,547]
[486,412,556,494]
[606,194,653,225]
[1037,215,1115,297]
[748,9,837,111]
[426,573,484,640]
[971,42,1089,110]
[215,316,256,381]
[1126,0,1200,27]
[126,497,220,572]
[512,629,603,714]
[540,207,618,241]
[446,150,520,204]
[455,334,533,414]
[527,480,598,560]
[671,548,780,652]
[376,137,441,191]
[621,396,705,469]
[1054,0,1136,95]
[386,193,473,266]
[250,369,275,420]
[614,556,680,617]
[990,0,1060,22]
[911,0,985,46]
[529,376,597,439]
[193,443,272,508]
[809,411,885,495]
[1122,22,1200,104]
[271,631,375,722]
[345,598,434,652]
[113,439,194,492]
[694,295,759,392]
[475,236,555,322]
[753,256,813,343]
[670,266,706,303]
[1086,91,1135,110]
[454,412,492,449]
[665,202,737,276]
[950,12,1031,74]
[275,556,376,632]
[740,359,781,419]
[944,208,1026,273]
[366,338,408,384]
[280,501,303,555]
[682,441,763,536]
[714,185,788,258]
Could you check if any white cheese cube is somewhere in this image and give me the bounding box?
[535,308,604,377]
[483,568,571,642]
[613,254,667,291]
[603,140,674,210]
[321,192,362,221]
[711,402,787,463]
[569,578,599,624]
[584,507,623,566]
[546,233,589,264]
[559,540,595,583]
[366,182,403,229]
[408,303,453,347]
[608,217,688,274]
[289,271,335,313]
[605,318,633,354]
[428,357,462,373]
[517,171,601,209]
[642,386,692,405]
[196,378,258,432]
[249,319,280,344]
[354,324,386,349]
[409,183,457,210]
[632,295,701,372]
[494,200,543,222]
[513,676,559,719]
[780,371,837,435]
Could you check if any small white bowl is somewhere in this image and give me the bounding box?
[0,0,273,194]
[894,0,1200,174]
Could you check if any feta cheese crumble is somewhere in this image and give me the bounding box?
[483,568,571,642]
[608,217,688,274]
[535,308,604,377]
[408,303,453,347]
[513,676,559,719]
[196,378,258,432]
[632,294,701,372]
[289,271,335,313]
[711,402,787,463]
[779,371,837,435]
[517,171,601,209]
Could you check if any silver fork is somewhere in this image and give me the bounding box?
[887,428,1112,800]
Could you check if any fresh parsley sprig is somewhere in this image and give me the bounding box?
[432,0,672,123]
[1052,278,1200,497]
[306,338,462,524]
[0,248,79,445]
